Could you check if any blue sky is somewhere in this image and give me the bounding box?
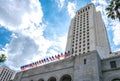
[0,0,120,70]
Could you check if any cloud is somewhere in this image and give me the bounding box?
[92,0,120,51]
[0,0,67,71]
[0,0,43,31]
[67,2,76,18]
[56,0,65,9]
[112,21,120,45]
[0,0,66,70]
[92,0,107,5]
[0,0,44,70]
[4,34,39,68]
[92,0,109,25]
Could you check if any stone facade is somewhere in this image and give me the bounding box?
[13,3,120,81]
[14,51,120,81]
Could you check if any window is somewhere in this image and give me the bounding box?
[84,59,86,64]
[75,50,77,53]
[87,50,90,52]
[110,61,117,68]
[75,43,77,45]
[60,74,72,81]
[83,48,85,50]
[83,9,84,12]
[87,47,90,49]
[88,6,90,9]
[83,41,85,43]
[87,43,89,45]
[48,77,56,81]
[87,39,89,41]
[38,79,44,81]
[112,78,120,81]
[75,47,77,49]
[79,49,81,52]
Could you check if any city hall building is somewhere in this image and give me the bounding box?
[13,3,120,81]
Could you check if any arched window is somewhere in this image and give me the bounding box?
[38,79,44,81]
[48,77,56,81]
[60,74,72,81]
[112,78,120,81]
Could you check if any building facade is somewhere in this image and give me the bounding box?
[0,65,15,81]
[65,3,110,58]
[13,3,120,81]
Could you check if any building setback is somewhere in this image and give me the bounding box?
[0,65,15,81]
[13,3,120,81]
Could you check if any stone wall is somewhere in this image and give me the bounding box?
[102,55,120,81]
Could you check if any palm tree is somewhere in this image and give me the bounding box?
[0,54,7,62]
[106,0,120,21]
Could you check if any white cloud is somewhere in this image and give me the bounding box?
[0,0,67,70]
[56,0,65,9]
[92,0,109,25]
[112,21,120,45]
[3,34,39,68]
[67,2,76,18]
[92,0,107,5]
[0,0,43,31]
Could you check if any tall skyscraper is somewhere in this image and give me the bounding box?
[66,3,111,58]
[0,65,15,81]
[13,3,120,81]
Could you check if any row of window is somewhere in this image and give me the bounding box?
[77,6,90,15]
[72,10,90,55]
[30,74,72,81]
[74,14,89,26]
[0,69,13,81]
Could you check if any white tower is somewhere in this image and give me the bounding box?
[66,3,111,58]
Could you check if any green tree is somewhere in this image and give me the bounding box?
[105,0,120,21]
[0,54,7,62]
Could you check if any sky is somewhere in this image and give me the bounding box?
[0,0,120,71]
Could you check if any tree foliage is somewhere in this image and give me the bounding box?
[0,54,6,62]
[106,0,120,21]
